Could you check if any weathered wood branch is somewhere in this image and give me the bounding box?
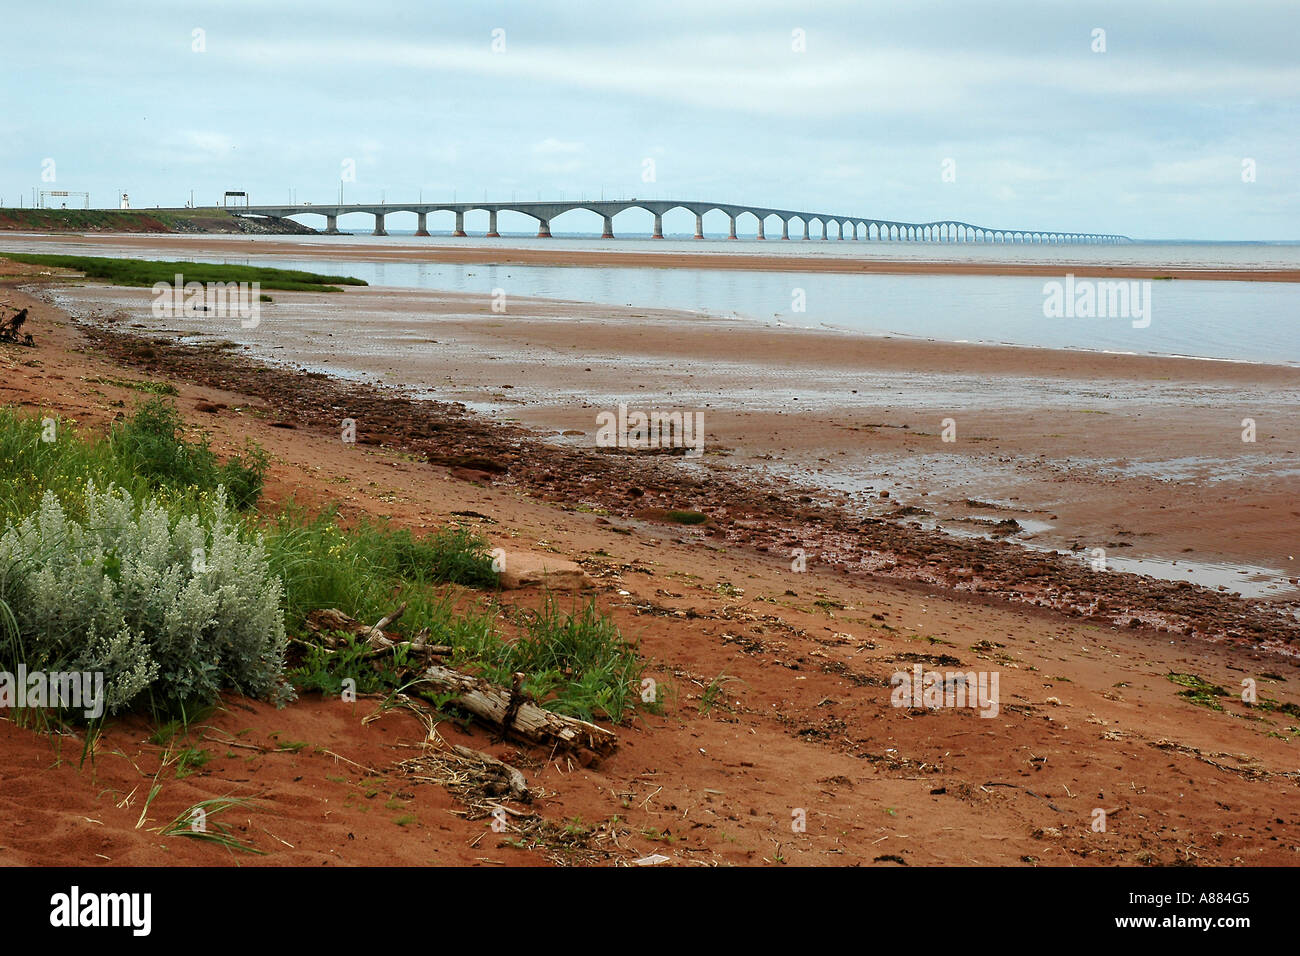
[364,603,406,645]
[418,665,618,756]
[305,605,450,657]
[450,744,531,802]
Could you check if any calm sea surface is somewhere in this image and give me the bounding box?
[6,233,1299,364]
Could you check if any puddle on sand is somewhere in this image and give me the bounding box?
[1089,554,1297,601]
[905,515,1297,601]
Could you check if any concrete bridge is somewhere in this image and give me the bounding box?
[222,199,1128,244]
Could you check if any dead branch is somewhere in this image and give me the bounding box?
[450,744,531,802]
[417,665,618,756]
[304,605,450,658]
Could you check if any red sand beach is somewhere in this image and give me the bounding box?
[1,252,1297,867]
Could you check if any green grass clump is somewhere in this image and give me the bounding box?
[452,597,642,723]
[292,633,416,697]
[275,517,643,722]
[1167,672,1230,710]
[0,253,366,292]
[158,797,265,853]
[108,398,268,510]
[0,400,266,524]
[266,508,499,631]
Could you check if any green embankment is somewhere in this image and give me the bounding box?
[0,206,313,234]
[1,253,366,293]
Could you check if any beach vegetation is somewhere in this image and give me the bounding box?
[0,399,268,523]
[1167,671,1230,710]
[0,483,288,716]
[0,403,645,727]
[0,253,366,293]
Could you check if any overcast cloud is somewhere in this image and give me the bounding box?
[2,0,1296,239]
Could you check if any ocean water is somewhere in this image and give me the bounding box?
[5,233,1299,364]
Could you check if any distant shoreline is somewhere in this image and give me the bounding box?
[8,230,1300,282]
[0,207,311,236]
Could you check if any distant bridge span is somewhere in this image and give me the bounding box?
[216,199,1128,244]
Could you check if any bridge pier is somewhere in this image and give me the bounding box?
[453,211,467,237]
[756,217,765,240]
[822,220,829,240]
[372,213,387,237]
[803,220,810,240]
[486,210,499,237]
[536,218,551,238]
[414,212,429,237]
[601,215,615,239]
[653,212,664,239]
[837,221,844,240]
[694,213,704,239]
[325,214,339,234]
[728,215,738,240]
[781,219,789,240]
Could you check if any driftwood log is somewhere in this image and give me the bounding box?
[304,606,617,756]
[305,604,452,657]
[419,665,618,756]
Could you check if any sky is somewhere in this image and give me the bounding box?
[2,0,1297,240]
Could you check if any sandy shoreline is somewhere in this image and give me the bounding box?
[49,280,1300,592]
[3,268,1300,867]
[10,230,1300,282]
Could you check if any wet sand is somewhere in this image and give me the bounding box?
[51,281,1300,597]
